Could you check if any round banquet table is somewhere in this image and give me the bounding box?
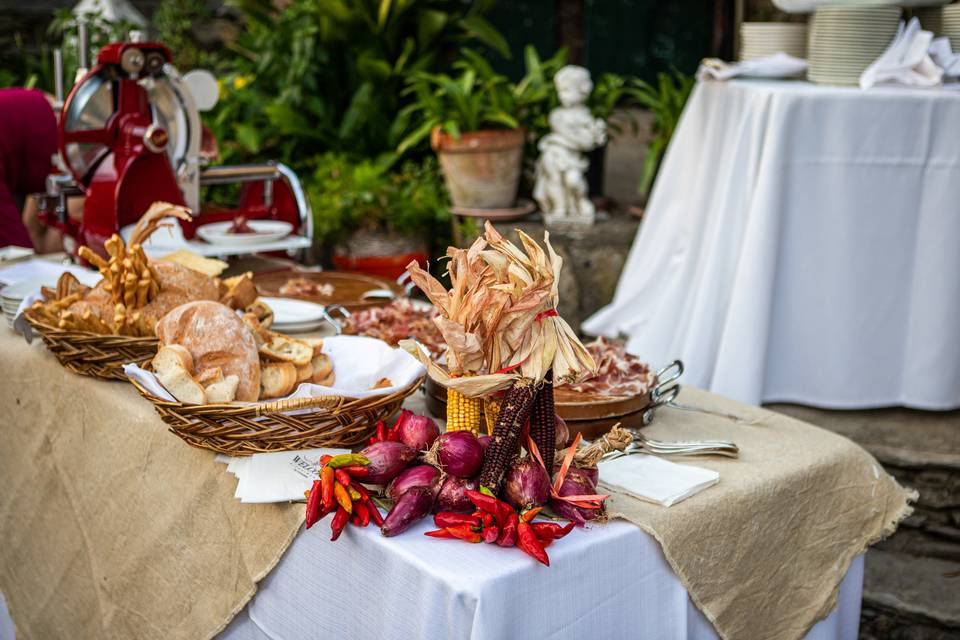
[584,79,960,410]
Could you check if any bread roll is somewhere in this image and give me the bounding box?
[220,273,258,310]
[260,334,313,366]
[310,353,333,383]
[156,301,261,402]
[295,362,313,383]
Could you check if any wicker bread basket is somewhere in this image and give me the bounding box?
[24,307,158,380]
[128,375,423,455]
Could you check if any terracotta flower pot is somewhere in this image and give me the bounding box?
[431,128,524,209]
[333,228,428,280]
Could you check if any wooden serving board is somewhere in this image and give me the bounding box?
[424,377,653,440]
[252,270,403,311]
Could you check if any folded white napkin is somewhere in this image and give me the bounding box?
[929,36,960,79]
[861,18,943,89]
[124,334,426,404]
[598,454,719,507]
[697,53,808,81]
[216,448,350,503]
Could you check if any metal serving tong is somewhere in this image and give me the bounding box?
[603,432,740,460]
[640,360,760,426]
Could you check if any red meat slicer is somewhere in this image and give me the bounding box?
[39,29,312,259]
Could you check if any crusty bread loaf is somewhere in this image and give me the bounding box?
[260,362,297,399]
[152,345,205,405]
[140,262,220,329]
[156,301,261,402]
[67,279,114,328]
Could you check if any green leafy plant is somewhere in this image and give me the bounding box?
[306,153,450,245]
[628,70,695,197]
[209,0,509,165]
[396,50,520,153]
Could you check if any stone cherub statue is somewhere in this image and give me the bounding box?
[534,65,607,228]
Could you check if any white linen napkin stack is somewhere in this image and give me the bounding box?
[217,448,350,503]
[698,53,808,81]
[860,18,943,89]
[597,454,719,507]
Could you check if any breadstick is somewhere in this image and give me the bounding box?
[78,246,109,272]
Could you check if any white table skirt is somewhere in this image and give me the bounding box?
[584,79,960,410]
[217,520,863,640]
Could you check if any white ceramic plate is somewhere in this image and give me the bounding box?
[197,220,293,246]
[260,296,327,325]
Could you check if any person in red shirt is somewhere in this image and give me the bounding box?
[0,88,58,249]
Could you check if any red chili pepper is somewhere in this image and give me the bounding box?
[538,537,553,549]
[305,480,322,529]
[481,513,495,529]
[531,521,575,540]
[445,524,483,543]
[354,501,370,527]
[466,490,502,516]
[330,507,350,541]
[434,512,480,529]
[351,483,370,500]
[351,513,362,526]
[521,507,542,523]
[425,528,455,538]
[334,482,353,514]
[366,498,384,527]
[376,420,386,442]
[517,521,549,566]
[341,465,369,478]
[482,525,499,544]
[335,468,352,488]
[321,465,335,511]
[320,455,333,465]
[496,512,519,547]
[496,501,515,527]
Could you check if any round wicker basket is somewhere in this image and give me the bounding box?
[128,375,424,455]
[24,308,158,381]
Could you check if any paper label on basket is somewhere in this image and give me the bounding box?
[124,335,425,405]
[216,448,350,503]
[598,454,719,507]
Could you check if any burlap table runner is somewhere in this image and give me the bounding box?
[603,387,914,640]
[0,331,304,639]
[1,329,913,639]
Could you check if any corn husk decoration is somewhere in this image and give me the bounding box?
[402,221,597,490]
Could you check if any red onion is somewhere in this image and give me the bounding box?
[435,476,478,513]
[393,409,440,451]
[477,434,491,453]
[387,464,441,502]
[359,441,418,485]
[549,474,602,526]
[504,459,551,509]
[381,486,435,537]
[425,431,483,478]
[555,414,570,449]
[555,464,599,489]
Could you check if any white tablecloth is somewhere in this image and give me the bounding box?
[584,79,960,409]
[218,520,863,640]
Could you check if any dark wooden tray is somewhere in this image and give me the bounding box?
[252,270,403,311]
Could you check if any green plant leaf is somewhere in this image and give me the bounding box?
[418,9,448,49]
[377,0,392,29]
[459,15,510,59]
[235,123,261,153]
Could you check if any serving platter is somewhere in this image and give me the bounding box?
[252,270,404,311]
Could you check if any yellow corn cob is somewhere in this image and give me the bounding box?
[446,386,481,434]
[483,396,502,436]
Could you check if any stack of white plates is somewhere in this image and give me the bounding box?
[262,297,332,334]
[807,6,901,86]
[739,22,808,61]
[1,280,43,327]
[917,5,960,52]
